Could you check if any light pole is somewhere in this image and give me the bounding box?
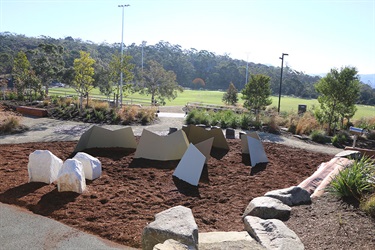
[141,41,146,72]
[278,53,288,113]
[118,4,130,106]
[245,52,250,89]
[245,54,249,87]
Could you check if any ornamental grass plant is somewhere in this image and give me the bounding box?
[329,157,375,201]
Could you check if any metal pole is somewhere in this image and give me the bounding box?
[245,52,250,89]
[118,4,130,107]
[278,53,288,113]
[141,41,146,72]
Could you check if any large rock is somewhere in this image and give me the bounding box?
[142,205,198,250]
[57,159,86,194]
[28,150,63,184]
[153,239,189,250]
[264,186,311,206]
[244,216,304,250]
[73,152,102,180]
[199,231,266,250]
[242,197,291,220]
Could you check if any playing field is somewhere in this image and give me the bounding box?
[49,88,374,119]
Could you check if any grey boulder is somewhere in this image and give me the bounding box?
[264,186,311,206]
[244,216,304,250]
[242,196,291,220]
[142,205,198,250]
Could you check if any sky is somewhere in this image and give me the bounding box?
[1,0,374,76]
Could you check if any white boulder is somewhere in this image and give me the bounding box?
[73,152,102,180]
[57,159,86,194]
[28,150,63,184]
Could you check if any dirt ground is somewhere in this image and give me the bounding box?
[0,139,374,249]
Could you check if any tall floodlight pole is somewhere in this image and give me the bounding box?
[118,4,130,106]
[245,55,249,86]
[278,53,288,113]
[245,52,250,89]
[141,41,146,72]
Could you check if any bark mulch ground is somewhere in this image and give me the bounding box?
[1,139,374,249]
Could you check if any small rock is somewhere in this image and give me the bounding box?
[242,196,291,220]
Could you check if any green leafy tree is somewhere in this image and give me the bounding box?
[12,51,31,99]
[71,51,96,113]
[222,82,238,105]
[106,53,134,106]
[314,67,360,134]
[241,74,272,122]
[140,60,183,105]
[0,53,13,75]
[25,70,42,101]
[31,43,65,96]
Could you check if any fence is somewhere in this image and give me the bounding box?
[186,102,247,113]
[48,89,152,107]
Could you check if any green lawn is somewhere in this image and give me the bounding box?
[49,88,374,119]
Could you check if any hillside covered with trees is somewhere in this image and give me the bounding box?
[1,32,374,105]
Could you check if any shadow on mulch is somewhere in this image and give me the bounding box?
[0,182,47,203]
[172,176,200,198]
[28,188,79,216]
[129,158,179,169]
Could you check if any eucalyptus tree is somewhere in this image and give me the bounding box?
[139,60,182,105]
[31,43,65,96]
[12,51,31,99]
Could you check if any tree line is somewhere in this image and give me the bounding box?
[1,32,374,105]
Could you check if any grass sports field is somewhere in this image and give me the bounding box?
[49,88,374,119]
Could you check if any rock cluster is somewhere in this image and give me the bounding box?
[142,185,311,250]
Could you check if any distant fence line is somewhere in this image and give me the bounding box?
[186,102,247,113]
[48,90,152,106]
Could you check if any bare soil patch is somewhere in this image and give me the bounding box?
[1,139,374,249]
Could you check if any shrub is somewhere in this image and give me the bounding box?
[93,109,105,121]
[360,194,375,217]
[136,108,156,125]
[296,112,319,135]
[7,91,17,100]
[239,113,253,130]
[219,110,236,128]
[267,115,280,134]
[93,100,109,112]
[50,95,59,105]
[329,157,375,201]
[311,130,328,143]
[354,117,375,130]
[366,131,375,140]
[288,124,297,134]
[0,116,20,134]
[119,106,139,123]
[332,131,351,147]
[185,109,199,125]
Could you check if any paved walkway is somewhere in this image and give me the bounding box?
[0,203,136,249]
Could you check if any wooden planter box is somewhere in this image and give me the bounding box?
[16,106,48,117]
[345,146,375,158]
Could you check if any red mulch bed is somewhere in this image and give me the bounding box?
[0,139,330,248]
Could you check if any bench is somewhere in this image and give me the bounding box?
[16,106,48,117]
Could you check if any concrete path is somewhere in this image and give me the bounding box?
[0,203,136,250]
